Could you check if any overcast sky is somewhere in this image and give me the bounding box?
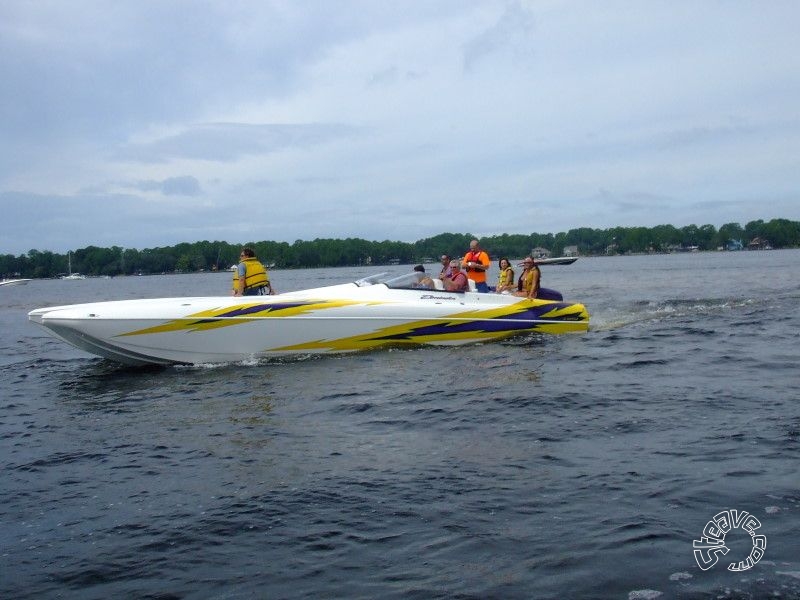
[2,1,799,254]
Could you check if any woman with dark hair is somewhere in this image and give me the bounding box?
[513,256,540,299]
[495,257,515,293]
[412,264,434,289]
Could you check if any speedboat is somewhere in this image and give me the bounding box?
[28,271,589,366]
[0,278,32,287]
[533,256,578,265]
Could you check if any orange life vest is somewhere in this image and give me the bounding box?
[463,250,489,283]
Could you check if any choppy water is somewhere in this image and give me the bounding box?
[2,251,800,599]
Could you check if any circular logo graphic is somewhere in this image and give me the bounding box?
[693,509,767,571]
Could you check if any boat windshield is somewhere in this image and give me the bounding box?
[355,271,431,289]
[354,272,391,287]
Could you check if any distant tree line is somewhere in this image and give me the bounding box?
[2,219,798,279]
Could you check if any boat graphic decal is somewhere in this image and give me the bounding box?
[269,301,588,352]
[368,302,588,340]
[117,299,373,337]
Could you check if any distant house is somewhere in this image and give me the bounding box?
[747,237,772,250]
[531,247,551,259]
[563,245,579,257]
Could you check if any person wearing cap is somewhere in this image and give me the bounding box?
[462,239,491,293]
[441,260,468,291]
[513,256,540,299]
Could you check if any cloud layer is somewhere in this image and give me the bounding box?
[1,1,799,253]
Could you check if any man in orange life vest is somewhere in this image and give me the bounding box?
[462,239,491,293]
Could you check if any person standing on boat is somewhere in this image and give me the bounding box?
[495,258,515,293]
[462,239,491,293]
[233,247,274,296]
[441,260,468,291]
[513,256,540,299]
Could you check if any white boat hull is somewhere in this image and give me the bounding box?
[29,276,589,366]
[536,256,578,265]
[1,278,31,287]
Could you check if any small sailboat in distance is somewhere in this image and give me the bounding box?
[61,251,86,280]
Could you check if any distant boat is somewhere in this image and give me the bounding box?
[0,278,31,287]
[518,257,579,266]
[61,251,86,280]
[539,256,578,265]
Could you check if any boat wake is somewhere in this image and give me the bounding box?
[588,296,761,332]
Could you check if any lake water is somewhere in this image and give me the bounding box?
[2,251,799,599]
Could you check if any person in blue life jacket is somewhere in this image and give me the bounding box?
[233,247,274,296]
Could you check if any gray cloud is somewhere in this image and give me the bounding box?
[463,2,537,72]
[367,66,423,87]
[129,176,202,196]
[1,2,798,254]
[162,176,202,196]
[0,3,364,143]
[0,189,223,253]
[116,122,360,163]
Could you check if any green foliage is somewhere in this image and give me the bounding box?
[2,219,799,279]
